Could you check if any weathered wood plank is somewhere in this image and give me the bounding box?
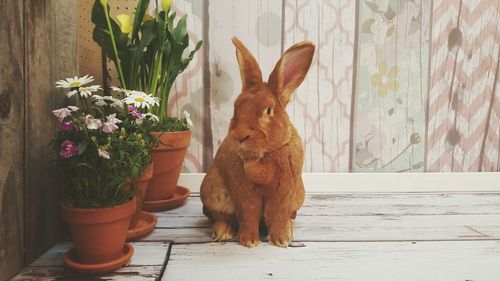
[11,242,170,280]
[30,242,170,267]
[11,266,162,281]
[352,0,430,172]
[283,0,355,172]
[164,241,500,281]
[153,194,500,228]
[24,0,79,264]
[0,0,25,279]
[146,213,500,243]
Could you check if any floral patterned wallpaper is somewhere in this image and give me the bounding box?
[353,0,429,172]
[78,0,500,173]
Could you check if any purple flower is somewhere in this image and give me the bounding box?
[58,120,74,132]
[128,105,144,119]
[60,140,79,158]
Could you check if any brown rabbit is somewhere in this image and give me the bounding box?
[200,37,315,248]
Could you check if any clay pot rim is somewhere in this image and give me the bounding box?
[151,130,191,151]
[61,196,136,213]
[151,130,191,135]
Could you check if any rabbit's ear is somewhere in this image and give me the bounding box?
[268,41,315,105]
[232,37,263,92]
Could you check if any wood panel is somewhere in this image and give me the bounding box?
[0,0,25,280]
[164,241,500,281]
[24,0,79,265]
[283,0,356,172]
[352,0,431,172]
[426,0,500,171]
[12,242,170,281]
[207,0,283,154]
[143,194,500,243]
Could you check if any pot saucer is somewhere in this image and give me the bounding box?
[127,211,157,241]
[63,243,133,274]
[143,185,190,212]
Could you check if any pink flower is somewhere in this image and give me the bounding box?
[52,106,79,120]
[84,115,102,130]
[102,114,122,133]
[60,140,79,158]
[58,120,74,132]
[52,108,72,120]
[128,105,144,119]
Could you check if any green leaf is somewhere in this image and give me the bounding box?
[172,15,187,43]
[78,142,88,155]
[131,0,151,41]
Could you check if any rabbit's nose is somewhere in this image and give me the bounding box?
[236,134,251,143]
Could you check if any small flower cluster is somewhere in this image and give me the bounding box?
[53,75,162,162]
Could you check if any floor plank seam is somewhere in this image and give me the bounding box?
[167,238,500,245]
[156,241,173,281]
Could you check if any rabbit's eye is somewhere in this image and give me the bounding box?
[265,107,273,115]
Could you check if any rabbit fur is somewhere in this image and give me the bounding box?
[200,37,315,248]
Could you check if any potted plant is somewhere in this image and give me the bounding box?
[115,91,161,238]
[91,0,200,210]
[53,75,153,273]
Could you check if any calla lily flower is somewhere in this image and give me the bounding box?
[143,13,153,22]
[162,0,172,12]
[116,14,133,34]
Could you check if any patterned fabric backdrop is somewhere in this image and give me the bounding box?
[78,0,500,173]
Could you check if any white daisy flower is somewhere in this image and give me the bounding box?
[183,110,193,127]
[144,113,160,122]
[110,86,133,96]
[56,75,94,89]
[67,85,102,98]
[91,95,124,109]
[98,148,111,160]
[123,91,160,109]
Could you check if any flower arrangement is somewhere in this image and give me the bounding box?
[91,0,202,129]
[53,75,161,208]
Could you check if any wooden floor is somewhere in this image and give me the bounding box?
[12,193,500,281]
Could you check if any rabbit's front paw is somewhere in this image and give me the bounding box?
[268,220,293,248]
[237,146,263,161]
[238,230,261,248]
[212,221,235,241]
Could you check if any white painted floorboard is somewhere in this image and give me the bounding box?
[12,193,500,280]
[164,241,500,281]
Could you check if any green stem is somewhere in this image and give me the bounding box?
[102,2,127,89]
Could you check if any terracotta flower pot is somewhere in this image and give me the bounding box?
[145,131,191,201]
[62,197,136,264]
[126,163,154,229]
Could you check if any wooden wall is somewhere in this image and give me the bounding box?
[0,1,25,279]
[77,0,500,173]
[0,0,78,280]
